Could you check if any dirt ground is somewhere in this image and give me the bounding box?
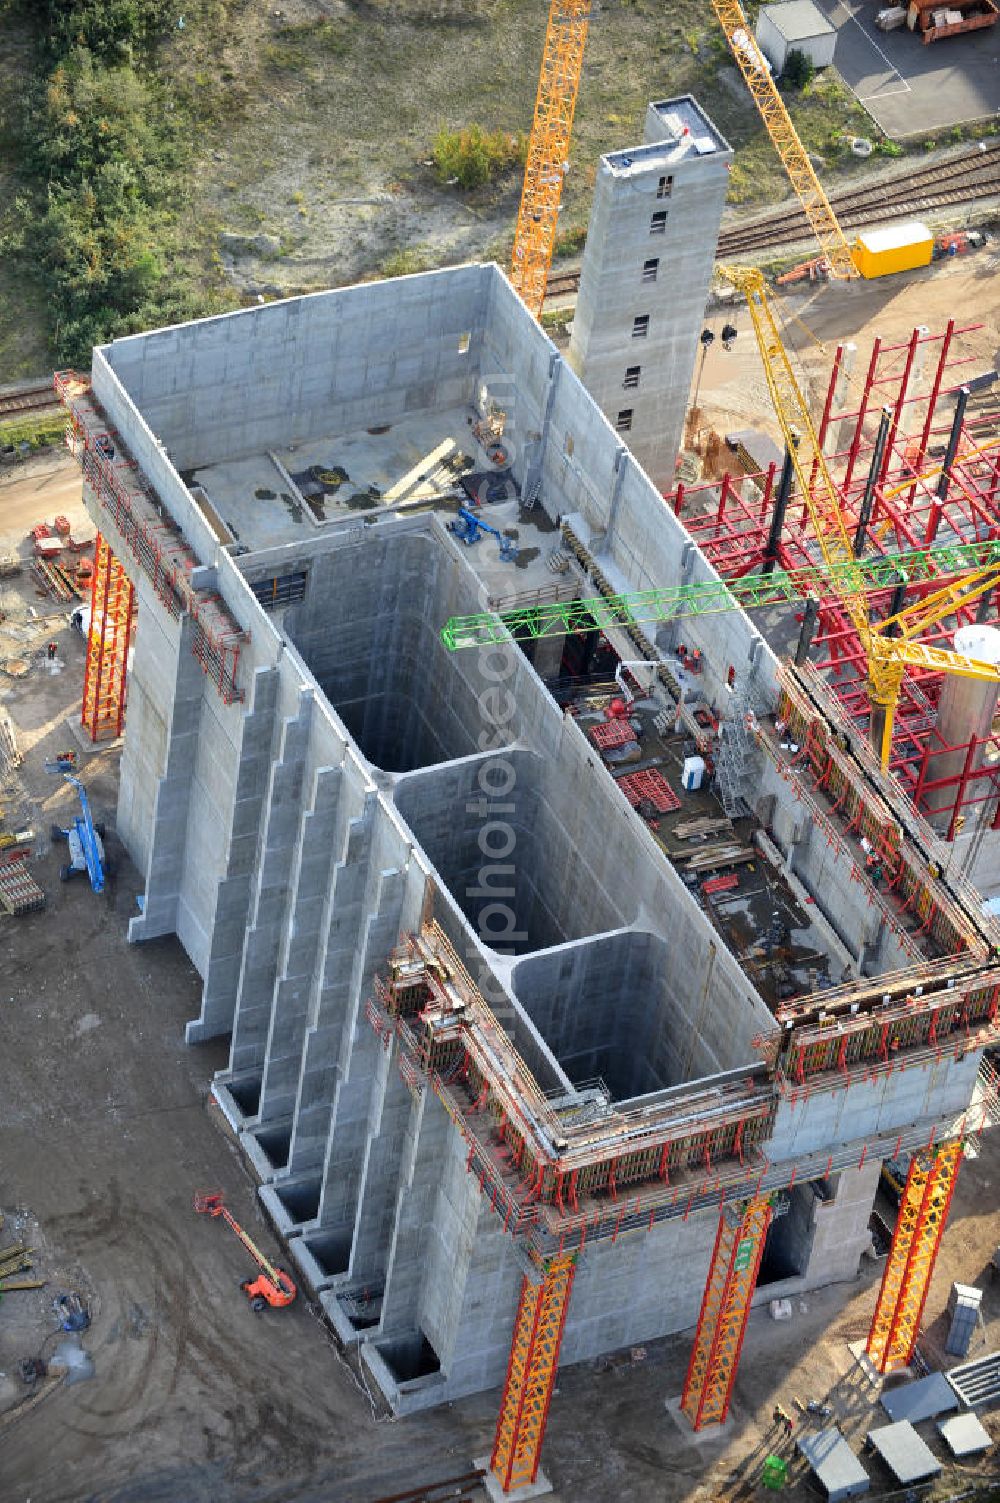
[1,451,999,1501]
[691,247,1000,460]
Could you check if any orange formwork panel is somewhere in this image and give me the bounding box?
[490,1253,577,1493]
[681,1194,772,1429]
[866,1138,962,1373]
[82,532,135,743]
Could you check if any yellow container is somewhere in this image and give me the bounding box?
[852,221,934,279]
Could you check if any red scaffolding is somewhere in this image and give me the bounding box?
[82,532,135,742]
[669,322,1000,839]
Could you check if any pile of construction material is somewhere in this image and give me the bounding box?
[0,715,44,915]
[28,519,92,603]
[0,1213,46,1298]
[907,0,998,40]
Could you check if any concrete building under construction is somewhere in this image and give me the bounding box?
[58,171,1000,1492]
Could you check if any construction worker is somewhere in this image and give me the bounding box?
[46,641,57,661]
[772,1404,794,1436]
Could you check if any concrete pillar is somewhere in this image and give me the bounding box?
[567,95,733,487]
[530,633,566,679]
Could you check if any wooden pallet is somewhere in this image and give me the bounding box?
[0,708,19,773]
[30,558,81,603]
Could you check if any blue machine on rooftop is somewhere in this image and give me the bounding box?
[447,506,519,561]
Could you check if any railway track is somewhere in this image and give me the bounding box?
[0,380,60,421]
[543,143,1000,302]
[366,1469,485,1503]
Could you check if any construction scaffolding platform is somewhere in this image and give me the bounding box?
[82,533,135,742]
[54,372,247,705]
[681,1194,772,1429]
[867,1139,963,1373]
[365,904,999,1267]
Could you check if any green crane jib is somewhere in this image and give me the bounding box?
[440,537,1000,652]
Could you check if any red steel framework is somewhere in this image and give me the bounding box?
[866,1137,963,1372]
[681,1194,772,1429]
[82,532,135,742]
[669,321,1000,839]
[490,1253,577,1492]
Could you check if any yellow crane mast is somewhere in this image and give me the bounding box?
[510,0,592,318]
[721,265,1000,770]
[710,0,859,280]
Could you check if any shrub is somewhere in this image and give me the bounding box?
[28,0,178,61]
[7,2,203,363]
[553,222,587,258]
[783,48,814,90]
[432,124,527,190]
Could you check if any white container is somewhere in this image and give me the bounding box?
[682,755,705,791]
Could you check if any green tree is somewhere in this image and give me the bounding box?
[783,48,815,90]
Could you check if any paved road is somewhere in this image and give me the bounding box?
[0,450,90,548]
[816,0,1000,138]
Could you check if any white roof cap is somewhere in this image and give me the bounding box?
[857,222,933,252]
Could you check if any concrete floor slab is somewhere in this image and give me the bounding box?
[936,1410,992,1456]
[664,1393,737,1448]
[866,1420,942,1483]
[196,403,569,605]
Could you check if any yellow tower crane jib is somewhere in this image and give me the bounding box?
[710,0,859,281]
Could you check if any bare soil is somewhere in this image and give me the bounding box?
[690,251,1000,461]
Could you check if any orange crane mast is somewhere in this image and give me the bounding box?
[509,0,592,318]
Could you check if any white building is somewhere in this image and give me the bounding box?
[755,0,837,74]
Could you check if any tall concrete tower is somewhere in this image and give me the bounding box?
[567,96,732,488]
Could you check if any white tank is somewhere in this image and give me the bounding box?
[921,624,1000,820]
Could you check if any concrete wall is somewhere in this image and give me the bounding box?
[753,757,914,975]
[567,96,732,487]
[99,267,489,472]
[512,928,759,1098]
[769,1050,982,1162]
[81,260,986,1417]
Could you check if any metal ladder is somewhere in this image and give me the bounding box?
[713,679,762,818]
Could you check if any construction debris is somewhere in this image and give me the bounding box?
[672,814,734,841]
[0,862,45,916]
[682,843,756,870]
[31,558,82,603]
[0,708,19,774]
